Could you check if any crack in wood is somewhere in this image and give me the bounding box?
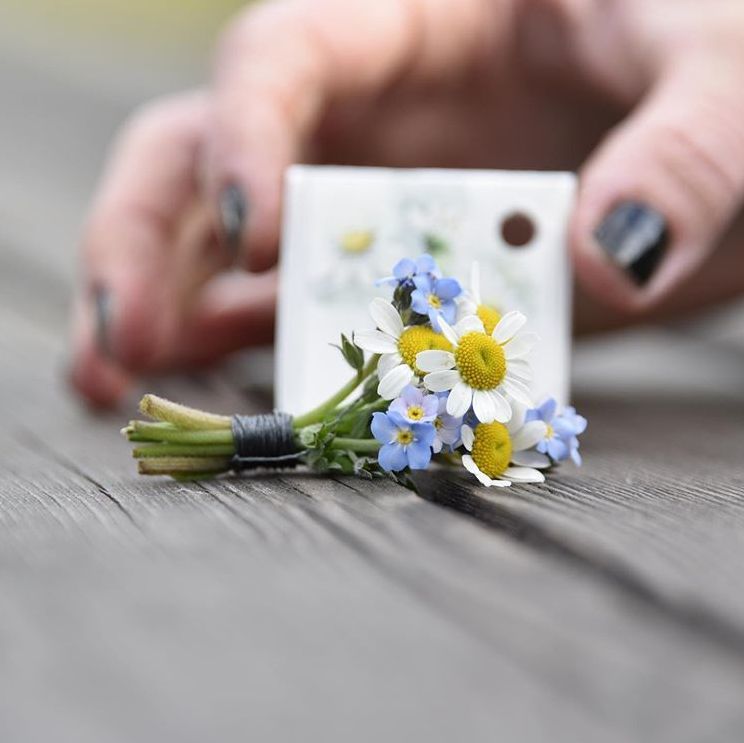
[416,473,744,660]
[17,426,138,526]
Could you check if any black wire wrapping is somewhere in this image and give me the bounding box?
[230,412,302,471]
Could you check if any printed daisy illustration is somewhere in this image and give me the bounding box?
[399,196,465,261]
[313,224,397,302]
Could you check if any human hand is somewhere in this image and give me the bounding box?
[70,0,744,406]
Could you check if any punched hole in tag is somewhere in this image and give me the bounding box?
[500,211,537,248]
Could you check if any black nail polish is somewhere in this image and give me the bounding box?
[92,285,113,358]
[594,201,668,285]
[219,183,247,259]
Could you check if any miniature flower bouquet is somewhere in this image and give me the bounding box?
[122,255,586,488]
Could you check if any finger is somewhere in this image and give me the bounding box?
[68,295,134,409]
[168,271,277,368]
[206,0,505,271]
[71,92,214,406]
[571,53,744,314]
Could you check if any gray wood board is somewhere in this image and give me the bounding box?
[3,35,744,741]
[2,296,744,742]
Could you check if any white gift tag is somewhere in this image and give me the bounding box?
[276,166,575,415]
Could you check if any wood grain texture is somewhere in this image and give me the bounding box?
[3,30,744,743]
[2,297,744,742]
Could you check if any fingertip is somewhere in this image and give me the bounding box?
[570,195,667,316]
[107,277,167,370]
[69,299,134,409]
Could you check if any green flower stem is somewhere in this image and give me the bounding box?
[139,394,232,430]
[332,398,390,436]
[133,443,236,458]
[292,355,379,429]
[329,438,380,454]
[125,421,234,445]
[434,452,461,466]
[137,456,232,476]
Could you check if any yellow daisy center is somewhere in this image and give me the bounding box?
[428,293,442,309]
[476,304,502,336]
[396,429,414,446]
[398,326,453,376]
[471,422,512,478]
[454,332,506,391]
[340,230,374,254]
[406,405,425,421]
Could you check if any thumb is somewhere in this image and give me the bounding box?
[571,54,744,314]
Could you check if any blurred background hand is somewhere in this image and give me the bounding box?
[62,0,744,407]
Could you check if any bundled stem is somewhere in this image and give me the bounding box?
[123,355,383,480]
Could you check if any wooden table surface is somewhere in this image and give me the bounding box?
[2,21,744,743]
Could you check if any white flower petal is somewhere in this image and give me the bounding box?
[454,315,485,337]
[511,450,552,470]
[447,381,473,417]
[488,477,513,488]
[416,350,455,373]
[436,315,459,346]
[355,329,398,354]
[461,455,494,487]
[456,298,478,322]
[502,466,545,483]
[506,359,532,381]
[460,424,474,451]
[506,399,528,434]
[377,364,414,400]
[502,377,533,407]
[510,420,548,452]
[423,369,460,393]
[489,389,513,423]
[503,332,540,360]
[492,310,527,343]
[472,388,497,423]
[369,297,403,338]
[377,352,403,380]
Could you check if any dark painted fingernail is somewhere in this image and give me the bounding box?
[92,285,114,358]
[219,183,247,260]
[594,201,668,285]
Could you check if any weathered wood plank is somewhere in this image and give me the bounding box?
[419,390,744,649]
[2,299,744,742]
[3,33,744,741]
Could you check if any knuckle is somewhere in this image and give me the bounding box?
[654,118,741,223]
[216,1,301,66]
[118,94,196,149]
[119,100,172,147]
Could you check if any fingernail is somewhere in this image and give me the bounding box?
[219,183,248,260]
[92,285,114,358]
[594,201,668,285]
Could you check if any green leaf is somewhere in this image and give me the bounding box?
[331,333,365,372]
[298,423,323,448]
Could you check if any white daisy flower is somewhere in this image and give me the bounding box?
[456,262,502,335]
[355,298,453,400]
[415,311,538,423]
[459,408,548,487]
